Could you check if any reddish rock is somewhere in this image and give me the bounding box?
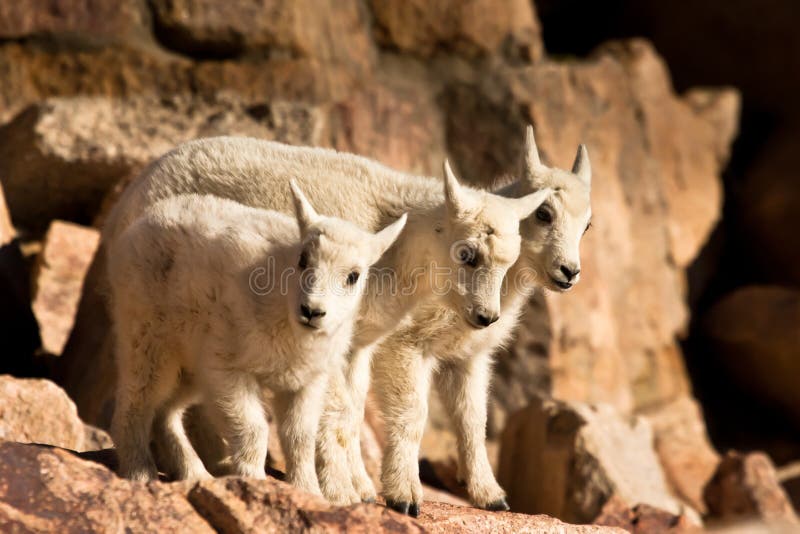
[187,477,422,533]
[704,451,799,525]
[594,497,700,533]
[417,502,626,533]
[31,221,100,356]
[0,375,85,450]
[0,441,214,533]
[369,0,543,61]
[0,442,612,533]
[703,286,800,426]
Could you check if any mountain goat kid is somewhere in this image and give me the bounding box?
[108,184,407,496]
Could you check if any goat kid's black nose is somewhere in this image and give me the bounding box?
[300,304,326,319]
[560,265,580,280]
[476,313,499,327]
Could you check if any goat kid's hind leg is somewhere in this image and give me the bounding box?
[345,345,378,503]
[374,344,435,517]
[112,335,178,482]
[152,381,212,481]
[204,370,268,479]
[273,375,327,496]
[316,366,361,505]
[434,355,508,511]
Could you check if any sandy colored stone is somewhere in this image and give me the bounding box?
[31,221,99,356]
[0,375,85,450]
[644,396,721,514]
[498,396,690,523]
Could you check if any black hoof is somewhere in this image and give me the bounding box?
[485,498,510,512]
[408,502,420,517]
[386,499,410,515]
[362,496,376,504]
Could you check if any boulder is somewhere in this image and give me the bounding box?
[0,441,624,533]
[0,95,323,229]
[704,451,799,526]
[498,396,692,523]
[0,375,85,450]
[31,221,100,357]
[702,286,800,426]
[369,0,543,61]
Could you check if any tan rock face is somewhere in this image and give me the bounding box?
[704,451,799,525]
[498,396,690,523]
[31,221,99,356]
[703,286,800,426]
[0,375,85,450]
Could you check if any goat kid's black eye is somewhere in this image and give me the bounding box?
[298,252,309,269]
[346,271,360,285]
[459,247,478,267]
[535,206,553,224]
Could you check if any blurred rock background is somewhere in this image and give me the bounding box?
[0,0,797,531]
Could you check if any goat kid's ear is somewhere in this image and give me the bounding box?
[370,213,408,264]
[572,144,591,187]
[509,187,553,220]
[443,159,474,217]
[289,180,319,234]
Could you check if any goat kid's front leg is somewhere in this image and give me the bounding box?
[374,343,435,517]
[273,374,327,496]
[205,370,269,480]
[152,382,212,482]
[343,345,378,503]
[316,363,361,505]
[435,354,508,511]
[112,337,178,482]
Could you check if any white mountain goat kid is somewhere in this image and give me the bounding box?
[372,127,592,516]
[103,138,552,505]
[108,184,407,496]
